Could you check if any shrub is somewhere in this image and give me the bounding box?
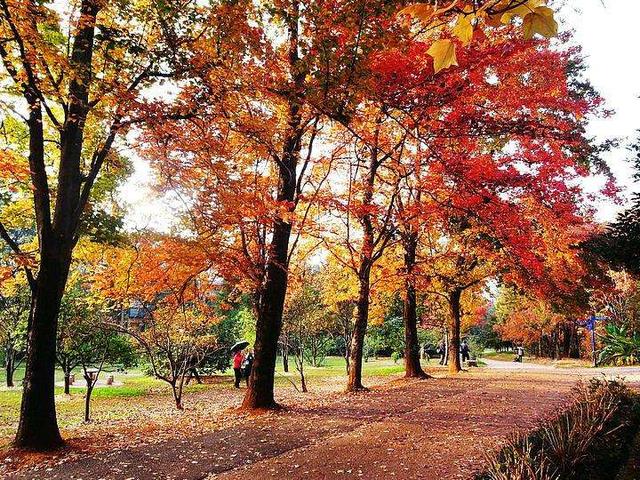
[391,351,402,364]
[479,378,638,480]
[598,324,640,366]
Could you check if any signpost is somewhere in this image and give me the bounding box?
[580,315,608,367]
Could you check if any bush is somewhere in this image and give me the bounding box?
[598,324,640,366]
[479,378,638,480]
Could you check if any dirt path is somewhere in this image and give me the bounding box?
[3,369,582,480]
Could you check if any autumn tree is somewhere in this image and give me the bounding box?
[76,327,135,422]
[132,0,561,409]
[282,267,335,391]
[321,105,408,390]
[0,0,210,448]
[56,279,92,395]
[370,28,611,372]
[320,258,357,372]
[140,0,410,406]
[131,302,219,410]
[93,235,224,410]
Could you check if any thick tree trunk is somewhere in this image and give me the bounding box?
[402,235,428,379]
[242,225,291,409]
[447,289,463,374]
[241,0,304,410]
[243,220,292,408]
[14,0,100,450]
[347,270,371,391]
[15,254,70,449]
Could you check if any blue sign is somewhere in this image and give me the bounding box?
[580,315,607,332]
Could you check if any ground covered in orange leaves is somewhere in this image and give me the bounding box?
[1,364,605,480]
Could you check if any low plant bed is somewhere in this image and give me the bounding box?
[477,378,640,480]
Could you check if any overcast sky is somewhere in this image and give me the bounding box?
[120,0,640,230]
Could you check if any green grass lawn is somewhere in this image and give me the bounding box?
[275,355,408,377]
[0,366,220,442]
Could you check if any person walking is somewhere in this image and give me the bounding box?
[233,349,245,388]
[460,340,470,363]
[438,339,446,366]
[243,350,254,385]
[516,345,525,363]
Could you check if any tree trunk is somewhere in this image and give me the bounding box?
[241,0,304,410]
[443,327,449,366]
[6,353,14,388]
[297,351,308,393]
[402,234,428,379]
[172,380,184,410]
[14,255,69,449]
[14,0,100,450]
[64,373,70,395]
[347,269,371,391]
[300,369,307,393]
[447,289,462,374]
[346,116,382,392]
[84,385,93,422]
[242,217,293,409]
[343,330,351,373]
[282,338,289,373]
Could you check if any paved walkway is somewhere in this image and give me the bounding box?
[483,358,640,383]
[6,369,581,480]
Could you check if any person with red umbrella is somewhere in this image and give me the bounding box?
[230,340,249,388]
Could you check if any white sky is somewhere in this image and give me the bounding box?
[561,0,640,220]
[120,0,640,229]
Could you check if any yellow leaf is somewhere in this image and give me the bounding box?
[452,14,474,45]
[500,0,546,23]
[523,7,558,39]
[427,39,458,73]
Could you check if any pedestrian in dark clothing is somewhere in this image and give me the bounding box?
[243,350,254,385]
[233,350,244,388]
[460,340,470,363]
[438,339,446,365]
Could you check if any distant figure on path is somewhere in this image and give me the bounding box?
[243,349,254,385]
[516,346,525,363]
[438,339,446,365]
[460,340,470,363]
[233,350,245,388]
